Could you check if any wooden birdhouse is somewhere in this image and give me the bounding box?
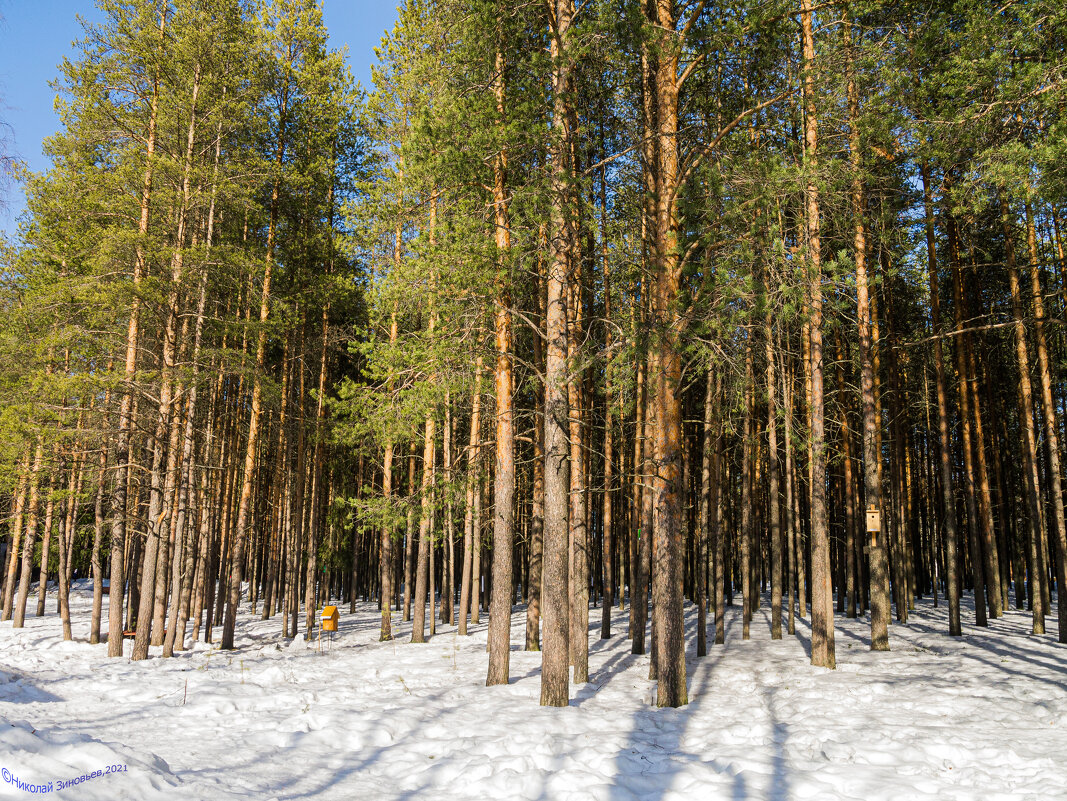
[866,507,881,550]
[321,605,339,632]
[866,507,881,534]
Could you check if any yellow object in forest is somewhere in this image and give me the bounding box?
[321,605,339,632]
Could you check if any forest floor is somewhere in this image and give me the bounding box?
[0,582,1064,800]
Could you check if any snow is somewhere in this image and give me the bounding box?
[1,581,1065,800]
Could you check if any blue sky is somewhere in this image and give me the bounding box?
[0,0,400,237]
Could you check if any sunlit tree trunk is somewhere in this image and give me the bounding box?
[1024,204,1067,642]
[108,9,166,657]
[801,0,835,669]
[540,0,574,708]
[487,45,516,681]
[846,18,889,648]
[12,441,46,628]
[459,359,483,636]
[649,0,688,706]
[1002,198,1050,635]
[222,70,288,651]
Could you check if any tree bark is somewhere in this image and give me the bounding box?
[107,9,166,657]
[650,0,688,706]
[403,450,418,621]
[1002,198,1051,636]
[1024,204,1067,642]
[12,441,46,628]
[698,372,715,653]
[487,46,516,682]
[381,160,405,638]
[133,60,202,661]
[1,454,30,620]
[567,248,589,683]
[221,73,287,651]
[540,0,574,708]
[600,165,615,641]
[35,480,55,619]
[741,340,755,640]
[947,212,988,628]
[801,0,835,669]
[766,303,782,639]
[782,351,797,635]
[90,446,108,643]
[411,413,436,643]
[459,359,483,636]
[919,163,961,635]
[847,19,890,648]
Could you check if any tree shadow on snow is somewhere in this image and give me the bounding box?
[607,602,794,801]
[0,669,62,703]
[887,602,1067,692]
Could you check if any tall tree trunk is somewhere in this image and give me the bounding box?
[947,212,988,628]
[90,446,108,643]
[847,19,890,648]
[919,163,961,635]
[527,235,546,650]
[766,301,782,639]
[1002,198,1052,636]
[403,450,417,621]
[108,9,166,657]
[834,333,858,620]
[713,391,726,644]
[12,441,46,627]
[600,165,615,641]
[799,321,811,620]
[411,414,436,643]
[630,311,647,650]
[263,338,293,624]
[741,340,755,640]
[222,77,288,651]
[133,60,202,661]
[487,44,516,685]
[567,248,589,683]
[1,452,30,619]
[698,372,715,652]
[637,346,655,656]
[412,193,440,644]
[164,240,213,656]
[472,455,484,622]
[965,322,1002,619]
[1025,204,1067,642]
[380,167,404,636]
[801,0,835,669]
[649,0,688,706]
[303,316,323,640]
[440,399,454,624]
[782,350,797,635]
[35,479,55,618]
[540,0,574,708]
[169,159,222,651]
[958,253,1002,618]
[459,359,483,636]
[57,451,82,640]
[527,391,544,649]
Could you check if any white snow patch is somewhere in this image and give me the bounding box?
[0,718,178,799]
[0,579,1064,799]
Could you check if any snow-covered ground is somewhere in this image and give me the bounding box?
[0,581,1064,800]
